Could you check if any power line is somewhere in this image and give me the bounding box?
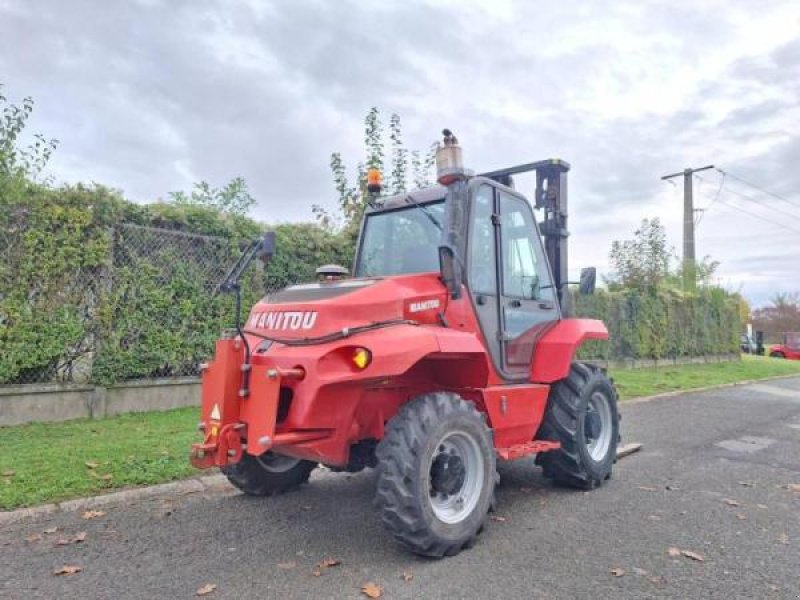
[716,168,800,210]
[693,171,726,225]
[715,196,800,235]
[695,172,800,221]
[718,184,800,221]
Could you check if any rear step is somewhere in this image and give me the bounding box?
[496,440,560,461]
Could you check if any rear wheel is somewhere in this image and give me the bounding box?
[770,351,785,358]
[222,451,317,496]
[537,362,619,489]
[375,392,497,558]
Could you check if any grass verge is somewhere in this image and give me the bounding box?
[0,408,201,510]
[2,354,800,510]
[611,354,800,400]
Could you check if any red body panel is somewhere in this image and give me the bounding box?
[191,274,608,468]
[530,319,609,382]
[772,344,800,360]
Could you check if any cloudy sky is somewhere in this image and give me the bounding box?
[2,0,798,306]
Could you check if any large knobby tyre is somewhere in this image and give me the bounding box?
[222,451,317,496]
[375,393,497,558]
[770,351,785,359]
[536,362,620,490]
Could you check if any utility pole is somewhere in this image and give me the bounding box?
[661,164,714,291]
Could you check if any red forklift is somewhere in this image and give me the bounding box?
[191,131,619,557]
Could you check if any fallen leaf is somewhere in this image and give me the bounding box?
[54,565,81,576]
[401,571,413,582]
[490,515,507,522]
[277,561,296,570]
[723,498,740,507]
[73,532,87,543]
[2,470,15,477]
[319,557,341,568]
[648,515,662,521]
[736,513,747,521]
[637,486,657,492]
[82,510,106,520]
[85,461,99,469]
[667,547,681,557]
[649,575,667,586]
[26,533,43,543]
[632,567,649,576]
[361,582,382,598]
[312,569,322,577]
[665,485,680,491]
[757,504,768,509]
[784,483,800,493]
[196,583,217,596]
[610,567,625,577]
[738,481,754,487]
[43,527,58,535]
[56,538,71,546]
[680,550,705,562]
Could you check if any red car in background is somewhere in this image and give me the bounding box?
[770,332,800,360]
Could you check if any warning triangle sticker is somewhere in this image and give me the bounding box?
[210,404,221,421]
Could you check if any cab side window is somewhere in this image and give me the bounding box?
[469,186,497,295]
[499,193,553,301]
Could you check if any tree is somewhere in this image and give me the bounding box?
[318,108,437,232]
[168,177,255,216]
[752,292,800,342]
[607,218,671,291]
[0,84,58,179]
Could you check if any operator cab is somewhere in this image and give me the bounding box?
[354,175,560,380]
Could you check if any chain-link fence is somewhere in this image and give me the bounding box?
[1,222,298,385]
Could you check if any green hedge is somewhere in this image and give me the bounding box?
[1,175,739,384]
[574,287,740,360]
[0,178,352,384]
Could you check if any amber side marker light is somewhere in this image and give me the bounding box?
[352,347,372,370]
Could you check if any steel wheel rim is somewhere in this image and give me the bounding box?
[256,453,301,473]
[428,430,484,524]
[585,391,613,461]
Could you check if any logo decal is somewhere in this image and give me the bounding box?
[210,403,221,421]
[408,299,440,313]
[248,311,318,331]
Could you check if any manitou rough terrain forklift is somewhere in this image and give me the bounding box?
[191,131,619,557]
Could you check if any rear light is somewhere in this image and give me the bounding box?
[352,347,372,370]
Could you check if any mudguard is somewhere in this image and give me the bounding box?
[530,318,608,383]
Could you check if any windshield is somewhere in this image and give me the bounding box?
[355,200,445,277]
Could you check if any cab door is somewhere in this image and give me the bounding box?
[497,190,560,375]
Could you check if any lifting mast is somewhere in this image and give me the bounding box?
[480,159,571,315]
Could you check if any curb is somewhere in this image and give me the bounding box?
[0,474,231,526]
[622,373,800,405]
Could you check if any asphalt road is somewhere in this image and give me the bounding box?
[3,378,800,600]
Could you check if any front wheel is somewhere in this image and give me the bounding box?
[537,362,620,490]
[222,451,317,496]
[375,392,497,558]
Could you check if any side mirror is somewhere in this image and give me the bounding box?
[258,231,276,264]
[579,267,596,295]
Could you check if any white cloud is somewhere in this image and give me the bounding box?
[1,0,798,306]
